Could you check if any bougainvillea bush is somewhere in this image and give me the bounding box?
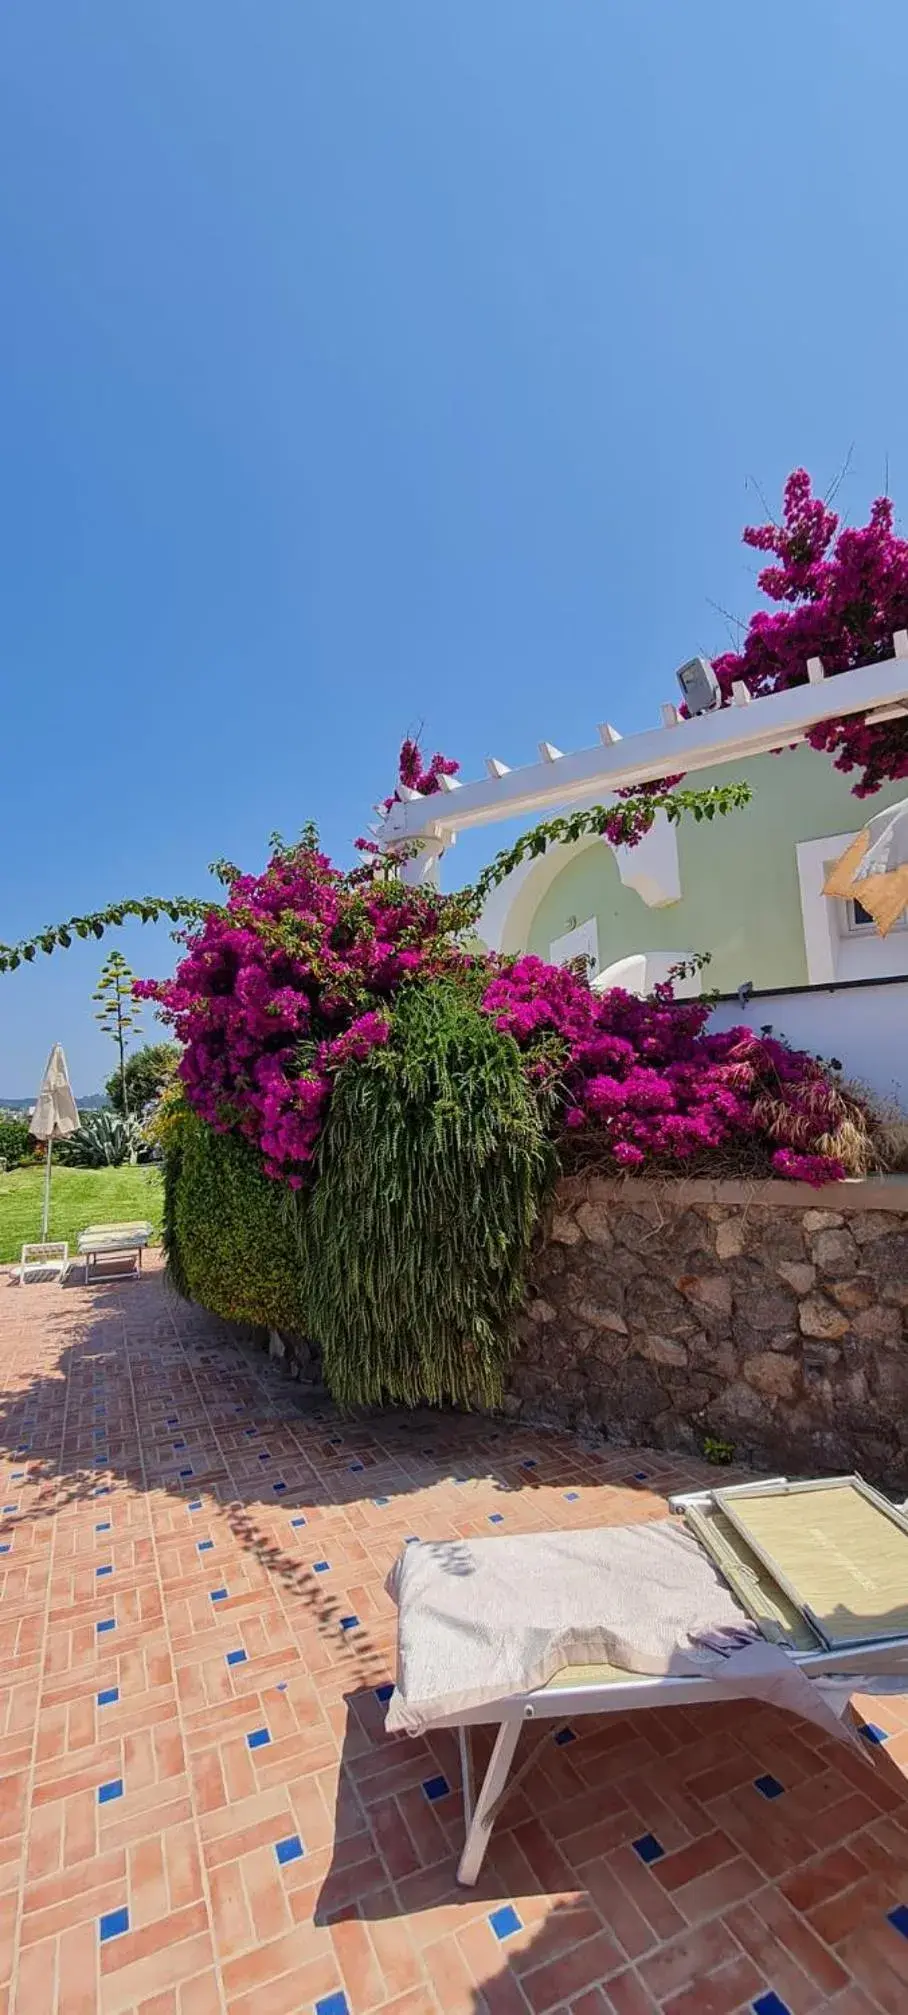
[140,755,881,1405]
[142,829,871,1200]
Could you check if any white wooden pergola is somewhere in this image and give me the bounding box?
[374,642,908,887]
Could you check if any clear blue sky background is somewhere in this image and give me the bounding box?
[1,2,905,1093]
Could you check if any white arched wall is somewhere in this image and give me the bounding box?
[477,808,682,955]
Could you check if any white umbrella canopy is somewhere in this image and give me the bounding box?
[823,796,908,936]
[29,1044,79,1241]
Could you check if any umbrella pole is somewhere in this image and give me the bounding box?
[41,1139,53,1242]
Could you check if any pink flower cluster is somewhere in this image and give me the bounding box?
[714,470,908,796]
[355,737,461,855]
[135,846,464,1184]
[481,956,846,1184]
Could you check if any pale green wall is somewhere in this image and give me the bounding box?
[524,747,908,991]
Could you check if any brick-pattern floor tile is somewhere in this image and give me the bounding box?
[2,1256,908,2012]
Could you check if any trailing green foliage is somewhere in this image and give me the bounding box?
[0,896,211,974]
[294,982,556,1409]
[467,782,753,910]
[164,1109,310,1334]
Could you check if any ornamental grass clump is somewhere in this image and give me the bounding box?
[294,981,555,1408]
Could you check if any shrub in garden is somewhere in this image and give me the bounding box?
[61,1109,147,1169]
[0,1115,31,1167]
[164,1109,310,1334]
[295,981,555,1408]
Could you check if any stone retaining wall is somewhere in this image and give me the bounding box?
[509,1175,908,1489]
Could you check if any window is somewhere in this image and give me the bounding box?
[842,894,907,936]
[797,832,908,984]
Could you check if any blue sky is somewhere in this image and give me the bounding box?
[1,2,905,1092]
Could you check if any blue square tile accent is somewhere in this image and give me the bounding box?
[521,1458,537,1469]
[99,1906,129,1942]
[754,1774,785,1800]
[97,1687,119,1707]
[489,1905,523,1941]
[859,1721,890,1745]
[422,1774,450,1802]
[634,1471,649,1481]
[96,1564,113,1578]
[96,1618,116,1635]
[273,1481,286,1494]
[2,1505,17,1514]
[179,1467,193,1479]
[93,1486,109,1497]
[349,1462,364,1473]
[276,1681,287,1692]
[0,1543,10,1555]
[188,1500,202,1512]
[290,1516,307,1527]
[245,1427,257,1436]
[98,1778,123,1804]
[488,1513,504,1525]
[339,1615,358,1632]
[564,1491,579,1502]
[274,1832,305,1866]
[172,1440,186,1450]
[210,1588,227,1603]
[226,1649,247,1667]
[554,1727,576,1746]
[95,1522,110,1533]
[406,1535,419,1544]
[313,1560,330,1574]
[167,1417,179,1426]
[11,1472,24,1482]
[888,1903,908,1939]
[752,1996,792,2015]
[259,1452,271,1463]
[373,1496,389,1507]
[315,1995,350,2015]
[632,1833,665,1864]
[198,1539,214,1552]
[375,1683,394,1703]
[246,1727,271,1750]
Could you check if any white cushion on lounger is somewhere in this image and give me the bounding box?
[385,1521,748,1735]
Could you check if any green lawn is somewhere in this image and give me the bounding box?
[0,1164,163,1264]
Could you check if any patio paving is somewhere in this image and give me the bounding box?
[2,1258,908,2015]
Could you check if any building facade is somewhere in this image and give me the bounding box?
[478,746,908,995]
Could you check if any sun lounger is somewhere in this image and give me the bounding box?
[78,1221,153,1282]
[384,1475,908,1885]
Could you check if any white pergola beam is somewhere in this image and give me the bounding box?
[379,651,908,851]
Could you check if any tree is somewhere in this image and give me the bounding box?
[106,1041,180,1118]
[93,951,142,1115]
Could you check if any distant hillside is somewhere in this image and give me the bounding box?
[0,1092,107,1112]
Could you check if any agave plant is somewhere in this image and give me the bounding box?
[62,1109,147,1168]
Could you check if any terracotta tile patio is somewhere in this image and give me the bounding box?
[2,1256,908,2014]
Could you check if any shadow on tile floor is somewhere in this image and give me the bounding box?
[4,1261,908,2014]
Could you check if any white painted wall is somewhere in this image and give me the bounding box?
[707,980,908,1114]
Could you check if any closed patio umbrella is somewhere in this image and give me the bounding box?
[823,796,908,936]
[30,1043,80,1240]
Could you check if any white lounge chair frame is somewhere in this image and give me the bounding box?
[416,1480,908,1886]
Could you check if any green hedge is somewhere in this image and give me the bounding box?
[164,1110,309,1335]
[164,983,555,1409]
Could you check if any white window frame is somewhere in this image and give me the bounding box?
[796,832,908,984]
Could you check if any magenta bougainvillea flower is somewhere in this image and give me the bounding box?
[138,833,851,1189]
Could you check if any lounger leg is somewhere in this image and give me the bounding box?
[457,1718,522,1888]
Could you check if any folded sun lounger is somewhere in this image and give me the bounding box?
[384,1475,908,1884]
